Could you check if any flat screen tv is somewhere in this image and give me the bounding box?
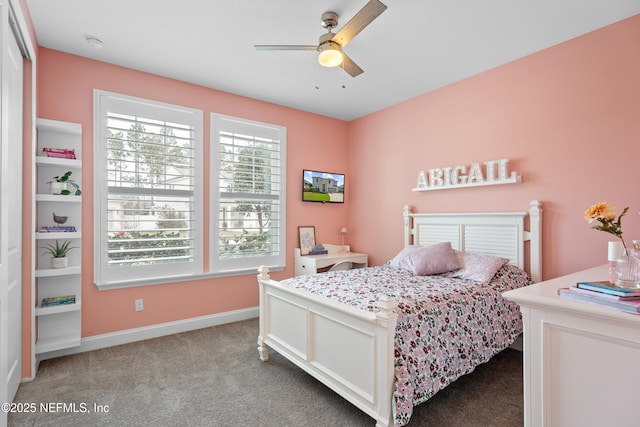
[302,169,345,203]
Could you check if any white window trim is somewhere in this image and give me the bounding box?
[209,113,287,274]
[93,90,204,290]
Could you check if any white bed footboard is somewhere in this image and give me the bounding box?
[257,266,398,427]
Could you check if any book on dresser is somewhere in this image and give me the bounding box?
[567,285,640,301]
[575,280,640,297]
[558,287,640,314]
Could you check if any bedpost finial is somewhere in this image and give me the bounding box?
[257,265,270,280]
[529,200,542,214]
[377,294,398,312]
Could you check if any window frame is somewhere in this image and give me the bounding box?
[209,113,287,274]
[93,90,204,290]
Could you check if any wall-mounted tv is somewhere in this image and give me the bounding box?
[302,169,345,203]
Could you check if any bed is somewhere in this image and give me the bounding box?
[256,201,542,426]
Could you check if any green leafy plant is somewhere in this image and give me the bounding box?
[40,240,78,258]
[48,171,81,195]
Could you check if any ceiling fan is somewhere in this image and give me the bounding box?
[254,0,387,77]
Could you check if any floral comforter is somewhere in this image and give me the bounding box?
[279,263,531,426]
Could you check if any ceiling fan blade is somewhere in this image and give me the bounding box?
[332,0,387,47]
[254,45,317,51]
[341,53,364,77]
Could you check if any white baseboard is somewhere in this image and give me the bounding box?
[37,306,259,362]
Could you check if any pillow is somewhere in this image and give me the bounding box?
[409,242,462,276]
[449,251,509,284]
[388,245,419,272]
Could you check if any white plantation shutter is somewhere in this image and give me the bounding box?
[94,91,203,288]
[94,94,284,288]
[210,114,286,273]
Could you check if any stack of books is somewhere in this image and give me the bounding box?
[558,281,640,314]
[39,225,77,233]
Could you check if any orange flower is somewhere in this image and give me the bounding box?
[584,202,617,223]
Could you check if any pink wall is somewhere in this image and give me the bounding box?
[35,48,350,338]
[348,15,640,280]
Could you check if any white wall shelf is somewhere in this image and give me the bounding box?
[34,266,82,278]
[35,194,81,203]
[35,302,81,316]
[412,175,521,191]
[34,118,83,358]
[35,156,81,168]
[35,232,81,240]
[34,333,81,354]
[35,118,82,136]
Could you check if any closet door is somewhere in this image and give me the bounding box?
[0,2,24,414]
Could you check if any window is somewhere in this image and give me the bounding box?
[94,93,286,289]
[94,91,203,288]
[210,114,286,273]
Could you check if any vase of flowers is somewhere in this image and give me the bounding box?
[584,202,640,289]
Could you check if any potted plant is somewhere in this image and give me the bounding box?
[48,171,81,195]
[41,240,77,269]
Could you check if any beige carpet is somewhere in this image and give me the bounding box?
[9,318,523,426]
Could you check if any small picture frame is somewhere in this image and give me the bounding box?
[298,226,316,256]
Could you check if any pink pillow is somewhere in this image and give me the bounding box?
[449,251,509,284]
[409,242,462,276]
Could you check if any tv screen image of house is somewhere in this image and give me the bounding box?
[302,170,345,203]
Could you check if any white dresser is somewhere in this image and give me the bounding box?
[503,264,640,427]
[294,244,368,276]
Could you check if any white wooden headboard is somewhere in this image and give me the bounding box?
[403,200,542,282]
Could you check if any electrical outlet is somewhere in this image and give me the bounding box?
[135,299,144,312]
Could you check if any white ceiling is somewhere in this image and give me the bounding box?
[26,0,640,121]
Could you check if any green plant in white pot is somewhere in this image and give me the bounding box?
[48,171,81,196]
[41,240,77,269]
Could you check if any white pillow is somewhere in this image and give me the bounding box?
[388,245,419,272]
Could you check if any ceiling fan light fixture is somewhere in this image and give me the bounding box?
[255,1,387,77]
[318,42,343,67]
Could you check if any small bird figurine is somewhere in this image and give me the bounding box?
[53,212,68,224]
